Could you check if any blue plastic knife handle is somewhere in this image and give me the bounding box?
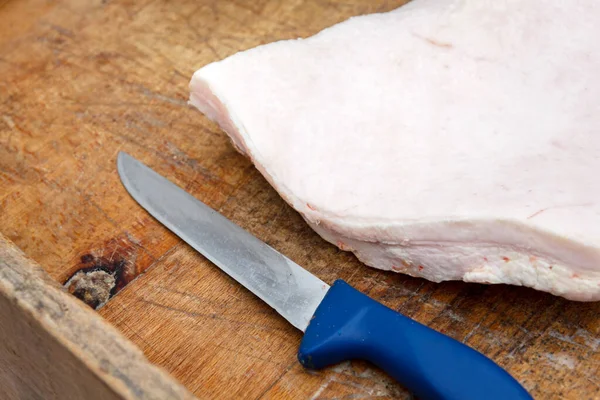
[298,280,532,400]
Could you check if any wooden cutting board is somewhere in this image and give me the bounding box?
[1,0,598,399]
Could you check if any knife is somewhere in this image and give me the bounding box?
[117,152,532,400]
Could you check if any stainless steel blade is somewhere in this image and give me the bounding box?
[117,152,329,331]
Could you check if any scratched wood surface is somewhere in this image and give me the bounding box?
[0,0,599,399]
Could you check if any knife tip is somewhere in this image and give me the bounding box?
[116,151,133,181]
[116,151,133,168]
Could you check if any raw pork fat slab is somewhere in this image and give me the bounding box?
[189,0,600,301]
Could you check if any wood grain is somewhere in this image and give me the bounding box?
[1,0,599,399]
[0,234,195,399]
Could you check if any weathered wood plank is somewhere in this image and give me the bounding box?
[0,234,195,399]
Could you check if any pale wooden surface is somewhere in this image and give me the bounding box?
[0,0,599,399]
[0,234,195,400]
